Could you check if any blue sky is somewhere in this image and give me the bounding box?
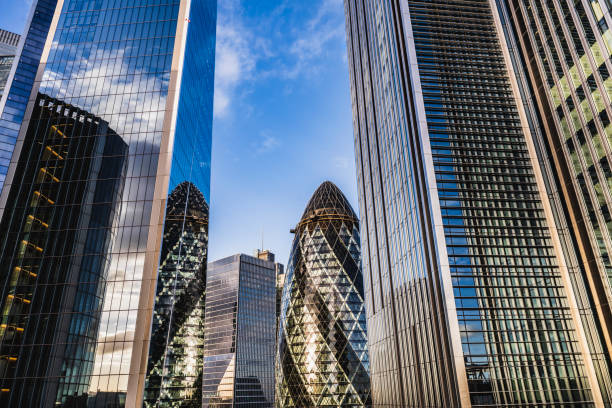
[0,0,357,265]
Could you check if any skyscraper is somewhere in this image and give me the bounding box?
[0,0,58,191]
[504,0,612,371]
[202,252,280,407]
[276,181,371,407]
[0,29,20,99]
[0,0,217,406]
[344,0,611,406]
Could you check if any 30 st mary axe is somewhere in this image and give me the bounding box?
[0,0,217,406]
[344,0,612,406]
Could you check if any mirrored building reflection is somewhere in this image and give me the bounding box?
[202,253,280,408]
[0,0,217,406]
[0,93,127,406]
[144,182,208,407]
[276,181,371,407]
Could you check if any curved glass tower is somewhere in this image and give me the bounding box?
[144,181,208,407]
[276,181,371,407]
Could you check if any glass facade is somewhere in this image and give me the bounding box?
[0,93,127,406]
[275,181,371,407]
[0,0,57,191]
[202,253,278,408]
[344,0,607,406]
[0,0,217,406]
[143,182,208,407]
[505,0,612,393]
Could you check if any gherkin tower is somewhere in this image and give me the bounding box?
[144,181,208,407]
[276,181,371,407]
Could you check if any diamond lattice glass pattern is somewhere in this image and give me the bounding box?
[144,182,208,407]
[276,181,371,407]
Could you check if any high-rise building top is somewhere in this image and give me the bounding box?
[344,0,611,406]
[0,29,19,48]
[0,29,20,107]
[255,248,275,262]
[276,181,371,407]
[203,252,280,407]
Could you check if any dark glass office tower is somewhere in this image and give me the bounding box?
[0,93,127,406]
[0,29,20,99]
[143,182,208,407]
[276,181,371,408]
[0,0,217,406]
[503,0,612,390]
[0,0,58,191]
[344,0,608,406]
[202,253,280,407]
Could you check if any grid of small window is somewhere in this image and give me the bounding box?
[344,0,462,405]
[409,0,594,405]
[511,0,612,307]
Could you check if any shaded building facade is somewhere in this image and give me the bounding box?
[0,93,127,406]
[202,253,280,407]
[344,0,611,406]
[0,0,58,191]
[276,181,371,407]
[0,0,217,406]
[143,182,208,407]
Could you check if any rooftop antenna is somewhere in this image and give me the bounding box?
[261,229,264,252]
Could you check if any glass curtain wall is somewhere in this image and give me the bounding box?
[0,0,217,406]
[275,181,371,407]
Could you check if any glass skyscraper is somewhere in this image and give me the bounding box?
[0,0,58,191]
[344,0,611,406]
[504,0,612,385]
[0,0,217,406]
[276,181,371,407]
[202,253,280,407]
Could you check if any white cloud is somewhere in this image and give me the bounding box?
[254,131,280,154]
[281,0,345,78]
[213,0,346,117]
[213,14,257,117]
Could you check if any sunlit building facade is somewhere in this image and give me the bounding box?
[344,0,611,406]
[0,0,217,406]
[504,0,612,385]
[276,181,371,407]
[202,253,279,407]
